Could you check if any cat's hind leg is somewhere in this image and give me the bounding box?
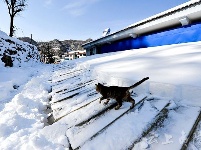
[128,96,135,109]
[125,91,135,109]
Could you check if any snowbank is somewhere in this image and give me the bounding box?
[73,42,201,88]
[0,65,58,149]
[0,30,40,67]
[62,41,201,105]
[0,30,8,36]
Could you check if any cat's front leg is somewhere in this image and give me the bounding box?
[99,97,105,103]
[104,98,110,105]
[115,99,122,110]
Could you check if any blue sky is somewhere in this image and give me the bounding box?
[0,0,189,41]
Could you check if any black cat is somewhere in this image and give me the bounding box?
[95,77,149,110]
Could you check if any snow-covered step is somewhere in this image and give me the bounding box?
[57,97,118,128]
[53,79,96,95]
[52,71,83,85]
[52,93,100,121]
[51,86,96,103]
[52,65,80,74]
[53,79,95,94]
[52,66,83,79]
[66,95,148,149]
[133,104,200,150]
[52,67,72,74]
[127,100,170,149]
[51,70,92,90]
[183,111,201,150]
[51,88,98,110]
[57,95,144,128]
[54,69,84,78]
[51,76,83,92]
[52,65,72,72]
[78,98,169,150]
[52,69,84,82]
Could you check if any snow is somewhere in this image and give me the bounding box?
[1,40,201,149]
[128,0,200,28]
[67,96,146,149]
[80,98,169,150]
[133,105,200,150]
[0,30,40,67]
[0,30,8,36]
[0,64,55,149]
[0,67,40,110]
[94,43,200,87]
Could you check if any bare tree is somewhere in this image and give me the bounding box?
[4,0,27,37]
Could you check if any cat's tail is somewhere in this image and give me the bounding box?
[128,77,149,90]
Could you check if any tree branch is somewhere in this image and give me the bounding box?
[3,0,27,37]
[13,8,23,16]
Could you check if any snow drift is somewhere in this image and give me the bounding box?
[0,30,40,67]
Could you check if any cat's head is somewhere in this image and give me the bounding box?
[95,83,103,92]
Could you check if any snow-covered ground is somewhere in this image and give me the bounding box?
[0,30,40,67]
[1,41,201,149]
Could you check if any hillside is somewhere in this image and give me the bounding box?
[0,31,40,67]
[18,37,38,47]
[18,37,92,58]
[37,38,92,54]
[0,41,201,149]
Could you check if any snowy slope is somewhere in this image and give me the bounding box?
[0,30,40,67]
[0,30,8,36]
[76,42,201,88]
[1,41,201,149]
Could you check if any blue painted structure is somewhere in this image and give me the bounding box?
[101,22,201,53]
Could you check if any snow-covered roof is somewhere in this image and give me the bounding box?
[128,0,201,28]
[68,50,86,54]
[83,0,201,48]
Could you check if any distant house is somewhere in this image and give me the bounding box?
[64,50,86,60]
[82,1,201,56]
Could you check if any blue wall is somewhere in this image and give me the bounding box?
[101,22,201,53]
